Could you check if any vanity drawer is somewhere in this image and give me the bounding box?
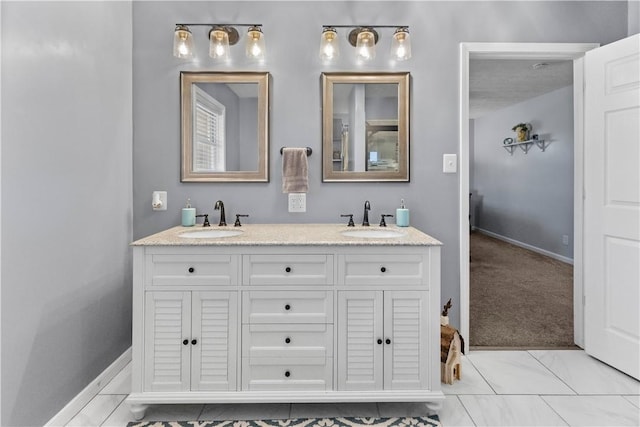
[242,323,333,358]
[145,253,237,287]
[242,291,333,324]
[242,254,333,285]
[338,254,426,286]
[241,357,333,391]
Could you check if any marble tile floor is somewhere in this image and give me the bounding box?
[64,350,640,427]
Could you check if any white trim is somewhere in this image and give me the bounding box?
[474,228,574,265]
[44,347,132,427]
[459,42,598,347]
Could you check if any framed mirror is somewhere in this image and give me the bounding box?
[181,71,269,182]
[322,72,409,182]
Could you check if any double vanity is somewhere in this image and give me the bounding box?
[127,223,444,419]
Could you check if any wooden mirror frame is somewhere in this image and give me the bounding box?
[181,71,269,182]
[322,72,410,182]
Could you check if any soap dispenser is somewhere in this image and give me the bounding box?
[396,198,410,227]
[181,198,196,227]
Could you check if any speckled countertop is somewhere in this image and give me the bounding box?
[131,223,442,246]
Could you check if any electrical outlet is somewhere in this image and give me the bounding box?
[562,234,569,245]
[288,193,306,212]
[152,191,167,211]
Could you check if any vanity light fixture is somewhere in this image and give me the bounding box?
[173,25,195,58]
[245,26,266,60]
[319,27,340,61]
[391,27,411,61]
[173,23,266,60]
[320,25,411,63]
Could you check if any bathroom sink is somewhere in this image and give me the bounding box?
[341,229,405,239]
[179,229,244,239]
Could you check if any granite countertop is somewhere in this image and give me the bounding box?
[131,223,442,247]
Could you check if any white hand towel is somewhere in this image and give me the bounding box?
[282,147,309,193]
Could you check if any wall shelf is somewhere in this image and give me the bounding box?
[503,139,547,155]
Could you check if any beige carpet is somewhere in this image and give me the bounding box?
[470,232,574,348]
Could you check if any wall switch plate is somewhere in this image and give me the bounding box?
[288,193,306,212]
[443,154,457,173]
[152,191,167,211]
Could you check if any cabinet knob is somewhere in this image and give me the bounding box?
[183,339,189,346]
[191,339,198,345]
[284,370,291,378]
[188,267,195,273]
[385,338,391,345]
[380,266,386,273]
[285,337,291,344]
[285,304,291,311]
[285,266,292,273]
[377,338,383,345]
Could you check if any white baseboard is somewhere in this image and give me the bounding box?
[44,347,132,427]
[475,228,574,265]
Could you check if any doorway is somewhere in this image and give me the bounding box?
[468,58,575,347]
[458,43,600,348]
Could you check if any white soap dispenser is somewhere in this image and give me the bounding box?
[181,198,196,227]
[396,198,410,227]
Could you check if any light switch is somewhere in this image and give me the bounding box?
[443,154,457,173]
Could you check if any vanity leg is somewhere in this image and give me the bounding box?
[128,403,148,421]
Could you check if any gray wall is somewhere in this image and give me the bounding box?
[1,2,132,426]
[132,1,628,334]
[472,86,574,260]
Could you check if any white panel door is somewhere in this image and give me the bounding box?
[191,291,238,391]
[383,291,430,389]
[584,34,640,380]
[337,291,383,390]
[144,292,191,391]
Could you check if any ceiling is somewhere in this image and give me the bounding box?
[469,59,573,119]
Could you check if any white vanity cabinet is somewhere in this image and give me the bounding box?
[337,290,429,391]
[128,225,443,419]
[144,291,238,392]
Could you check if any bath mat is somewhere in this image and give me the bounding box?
[127,415,441,427]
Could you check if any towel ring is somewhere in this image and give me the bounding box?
[280,147,312,156]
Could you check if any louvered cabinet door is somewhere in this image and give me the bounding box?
[190,291,238,391]
[144,292,191,392]
[383,291,430,390]
[337,291,383,390]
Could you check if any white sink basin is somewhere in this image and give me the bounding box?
[179,229,244,239]
[341,229,405,239]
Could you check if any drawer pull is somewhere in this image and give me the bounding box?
[183,339,189,346]
[380,266,387,273]
[284,370,291,378]
[188,267,195,273]
[191,339,198,345]
[284,304,291,311]
[285,266,292,273]
[385,338,391,345]
[377,338,383,345]
[285,337,291,344]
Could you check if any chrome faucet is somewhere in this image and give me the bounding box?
[214,200,227,226]
[362,200,371,226]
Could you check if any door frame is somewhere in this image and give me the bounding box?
[459,42,599,347]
